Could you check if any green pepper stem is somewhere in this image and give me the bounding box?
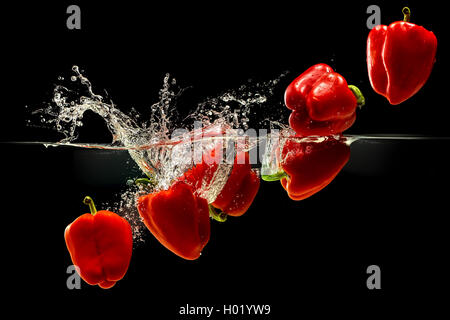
[261,170,288,182]
[135,178,152,186]
[135,174,157,188]
[403,7,411,22]
[348,85,365,108]
[83,196,98,215]
[209,205,228,222]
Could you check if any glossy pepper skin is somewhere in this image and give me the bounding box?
[137,181,210,260]
[280,137,350,201]
[367,8,437,105]
[65,197,133,289]
[285,63,363,137]
[212,156,260,216]
[183,150,260,217]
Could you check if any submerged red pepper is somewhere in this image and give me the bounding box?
[182,149,260,218]
[137,181,210,260]
[262,137,350,201]
[65,196,133,289]
[285,63,364,136]
[280,137,350,200]
[367,7,437,105]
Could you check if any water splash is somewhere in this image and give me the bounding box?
[29,66,289,200]
[188,72,289,130]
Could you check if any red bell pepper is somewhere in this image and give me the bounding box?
[182,150,260,218]
[210,152,260,217]
[262,137,350,201]
[65,196,133,289]
[280,137,350,200]
[367,7,437,105]
[137,181,210,260]
[285,63,364,137]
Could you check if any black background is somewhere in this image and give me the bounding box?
[2,0,449,317]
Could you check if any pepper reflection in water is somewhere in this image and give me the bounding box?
[261,135,350,201]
